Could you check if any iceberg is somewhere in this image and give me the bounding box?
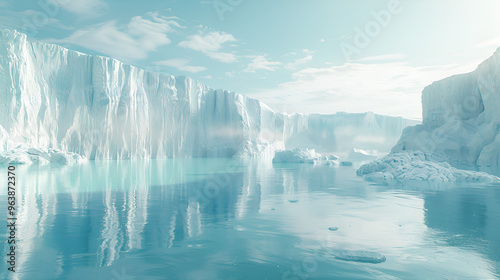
[0,29,417,163]
[391,47,500,167]
[359,47,500,183]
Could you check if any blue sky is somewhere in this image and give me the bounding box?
[1,0,500,119]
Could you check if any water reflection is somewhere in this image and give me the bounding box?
[0,160,499,279]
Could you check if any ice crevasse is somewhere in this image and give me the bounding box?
[0,29,417,163]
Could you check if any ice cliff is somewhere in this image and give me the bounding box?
[392,47,500,167]
[358,47,500,183]
[0,29,417,162]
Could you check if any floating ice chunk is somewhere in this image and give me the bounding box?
[273,148,319,164]
[334,250,387,264]
[272,149,339,166]
[328,227,339,231]
[340,161,353,166]
[0,146,86,165]
[357,152,500,184]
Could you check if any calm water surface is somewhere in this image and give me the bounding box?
[1,159,499,279]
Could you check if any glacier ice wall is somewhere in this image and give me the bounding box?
[392,47,500,167]
[0,29,417,160]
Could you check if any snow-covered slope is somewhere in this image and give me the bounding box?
[0,29,417,161]
[392,47,500,167]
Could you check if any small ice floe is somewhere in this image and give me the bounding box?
[288,200,299,203]
[332,250,386,264]
[272,148,339,166]
[340,161,353,166]
[328,227,339,231]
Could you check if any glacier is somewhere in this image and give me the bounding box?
[0,29,418,163]
[358,47,500,183]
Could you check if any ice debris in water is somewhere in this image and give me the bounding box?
[357,151,500,184]
[333,250,387,264]
[0,146,86,165]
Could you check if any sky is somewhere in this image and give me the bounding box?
[1,0,500,119]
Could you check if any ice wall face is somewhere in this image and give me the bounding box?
[0,29,287,159]
[392,48,500,167]
[0,29,416,161]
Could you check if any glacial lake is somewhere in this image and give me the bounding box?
[1,158,500,280]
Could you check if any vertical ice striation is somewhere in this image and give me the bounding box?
[0,29,417,161]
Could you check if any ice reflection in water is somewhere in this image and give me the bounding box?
[0,159,499,279]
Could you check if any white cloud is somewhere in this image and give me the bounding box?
[55,0,107,17]
[356,53,406,62]
[246,60,482,119]
[475,37,500,51]
[244,55,281,72]
[285,55,313,69]
[155,58,207,73]
[51,12,181,61]
[178,31,237,63]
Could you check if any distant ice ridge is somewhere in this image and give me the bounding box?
[358,47,500,183]
[0,29,417,163]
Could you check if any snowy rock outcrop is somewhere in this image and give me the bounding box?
[0,29,417,162]
[391,47,500,167]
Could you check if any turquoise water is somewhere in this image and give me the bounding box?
[1,159,500,280]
